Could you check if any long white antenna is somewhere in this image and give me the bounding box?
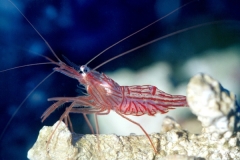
[0,62,54,72]
[93,21,227,70]
[0,71,55,140]
[85,0,197,66]
[0,0,61,141]
[8,0,62,62]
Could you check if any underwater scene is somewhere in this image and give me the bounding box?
[0,0,240,159]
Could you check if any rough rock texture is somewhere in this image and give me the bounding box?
[28,74,240,160]
[187,74,240,134]
[27,121,78,160]
[186,74,240,159]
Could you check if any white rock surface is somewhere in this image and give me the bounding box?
[27,121,78,160]
[187,74,240,134]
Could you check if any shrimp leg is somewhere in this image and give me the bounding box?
[67,106,111,134]
[47,102,98,142]
[42,96,96,122]
[41,100,67,122]
[116,111,157,153]
[45,96,104,134]
[46,102,76,149]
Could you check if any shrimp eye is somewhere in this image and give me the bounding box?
[80,65,90,74]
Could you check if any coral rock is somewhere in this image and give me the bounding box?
[187,74,240,134]
[27,121,78,160]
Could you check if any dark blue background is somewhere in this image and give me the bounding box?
[0,0,240,159]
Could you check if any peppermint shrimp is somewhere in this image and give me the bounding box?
[1,0,193,154]
[0,0,238,158]
[41,61,188,153]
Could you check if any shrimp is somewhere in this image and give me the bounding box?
[1,0,196,154]
[41,63,188,153]
[1,0,239,158]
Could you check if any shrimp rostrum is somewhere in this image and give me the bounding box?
[41,58,188,153]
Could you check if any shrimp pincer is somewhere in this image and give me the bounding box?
[41,61,188,153]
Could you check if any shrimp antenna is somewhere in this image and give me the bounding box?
[0,62,54,73]
[93,20,227,70]
[8,0,61,62]
[1,1,63,141]
[0,51,58,72]
[85,0,197,66]
[0,71,55,140]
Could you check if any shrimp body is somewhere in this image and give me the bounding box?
[46,63,187,117]
[42,61,187,153]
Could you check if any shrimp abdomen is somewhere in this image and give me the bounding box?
[118,85,187,116]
